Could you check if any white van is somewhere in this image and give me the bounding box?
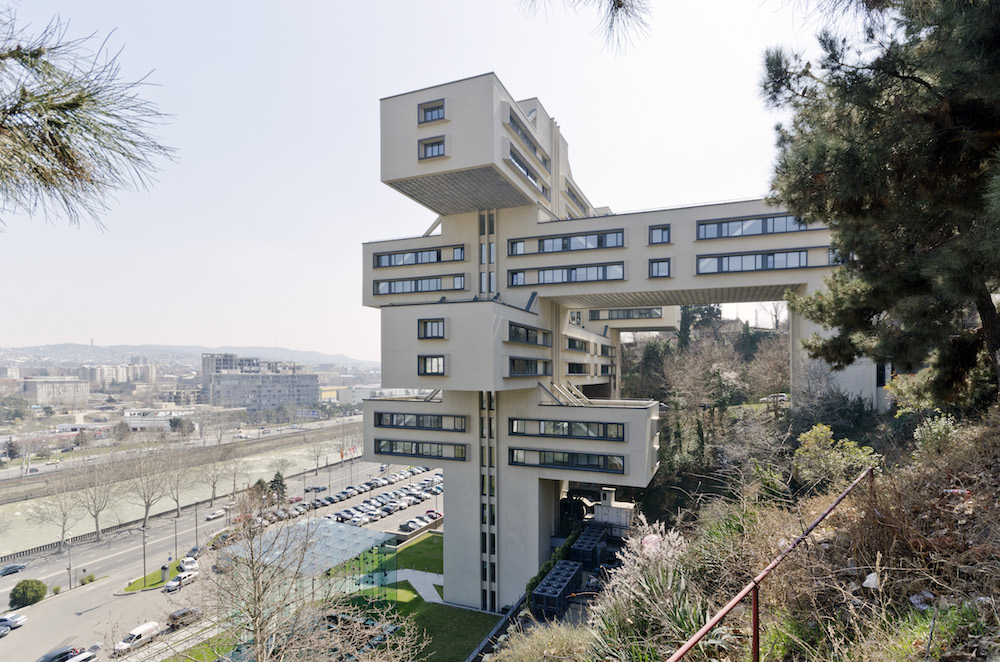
[113,621,158,656]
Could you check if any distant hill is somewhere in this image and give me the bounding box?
[0,343,378,368]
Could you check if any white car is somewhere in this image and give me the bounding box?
[164,571,198,592]
[0,612,26,628]
[179,556,199,572]
[205,509,226,521]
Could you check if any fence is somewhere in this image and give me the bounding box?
[666,465,875,662]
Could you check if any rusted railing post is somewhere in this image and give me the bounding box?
[665,465,875,662]
[752,584,760,662]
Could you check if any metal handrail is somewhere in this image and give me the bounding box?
[666,465,875,662]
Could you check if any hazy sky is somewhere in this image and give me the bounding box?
[0,1,828,361]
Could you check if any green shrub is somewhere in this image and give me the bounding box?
[792,423,880,490]
[9,579,47,608]
[51,585,61,595]
[80,574,96,585]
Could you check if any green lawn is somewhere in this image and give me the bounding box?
[162,635,238,662]
[393,581,500,662]
[396,532,444,574]
[124,560,182,592]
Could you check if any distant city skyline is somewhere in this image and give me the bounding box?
[0,1,826,361]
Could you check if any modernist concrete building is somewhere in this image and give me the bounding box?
[361,73,883,613]
[21,376,90,406]
[201,353,320,414]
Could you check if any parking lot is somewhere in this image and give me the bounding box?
[259,465,444,538]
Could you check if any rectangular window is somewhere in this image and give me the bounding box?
[565,184,588,214]
[480,272,488,294]
[374,277,444,295]
[418,99,445,123]
[601,344,615,357]
[696,250,808,274]
[569,311,582,326]
[508,322,551,346]
[453,275,464,290]
[511,449,625,473]
[490,533,496,554]
[536,231,623,253]
[417,355,445,376]
[419,137,445,159]
[567,363,588,375]
[509,358,551,377]
[697,215,810,240]
[509,112,549,170]
[422,104,444,122]
[649,224,671,244]
[649,259,671,278]
[509,240,524,255]
[489,271,496,292]
[489,504,496,526]
[509,271,525,286]
[534,262,625,285]
[374,439,464,460]
[418,319,445,339]
[567,337,589,352]
[374,246,464,268]
[480,243,488,265]
[488,475,495,497]
[375,413,466,432]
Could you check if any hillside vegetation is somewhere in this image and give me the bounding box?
[496,322,1000,661]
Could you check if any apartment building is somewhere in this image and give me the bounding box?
[201,353,320,414]
[361,73,879,612]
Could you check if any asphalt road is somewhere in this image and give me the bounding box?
[0,458,442,662]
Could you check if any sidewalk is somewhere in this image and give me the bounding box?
[396,569,444,604]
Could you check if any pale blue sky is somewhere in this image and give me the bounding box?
[0,1,825,361]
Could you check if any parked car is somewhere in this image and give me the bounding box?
[65,649,101,662]
[167,607,203,629]
[205,509,226,521]
[113,621,159,655]
[186,545,207,559]
[0,612,27,628]
[35,646,84,662]
[179,557,199,572]
[288,495,303,503]
[0,563,25,576]
[758,392,789,403]
[164,571,198,592]
[425,510,442,520]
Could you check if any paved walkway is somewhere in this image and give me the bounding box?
[396,569,444,604]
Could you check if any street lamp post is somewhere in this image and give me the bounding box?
[141,528,148,588]
[195,501,199,546]
[173,518,178,562]
[66,532,72,590]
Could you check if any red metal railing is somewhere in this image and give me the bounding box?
[666,465,875,662]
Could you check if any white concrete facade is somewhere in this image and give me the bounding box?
[362,73,880,612]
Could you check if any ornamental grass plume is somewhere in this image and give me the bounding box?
[587,514,735,662]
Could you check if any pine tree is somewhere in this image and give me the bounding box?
[0,13,169,225]
[268,472,287,500]
[764,1,1000,401]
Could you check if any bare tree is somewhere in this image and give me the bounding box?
[224,457,246,498]
[122,451,168,528]
[163,448,196,518]
[28,474,84,552]
[201,453,228,508]
[76,456,118,541]
[197,493,426,662]
[746,334,791,418]
[307,440,327,477]
[269,457,293,478]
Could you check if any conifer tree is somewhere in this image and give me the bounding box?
[764,0,1000,400]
